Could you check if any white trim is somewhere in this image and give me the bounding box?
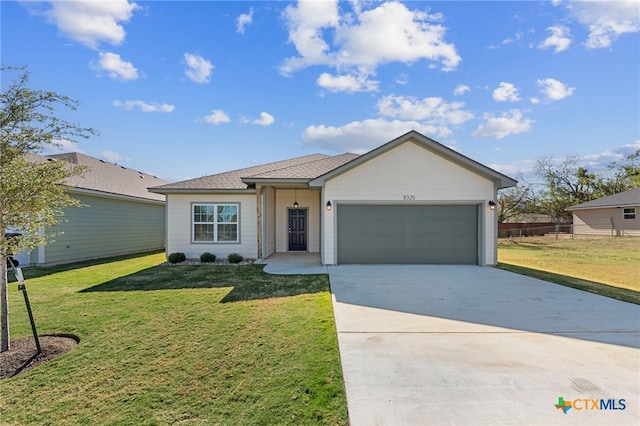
[68,187,165,205]
[191,202,240,243]
[623,208,636,220]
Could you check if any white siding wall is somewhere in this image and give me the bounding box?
[321,141,497,265]
[275,189,320,252]
[166,193,257,259]
[573,207,640,237]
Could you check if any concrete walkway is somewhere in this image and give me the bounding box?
[329,265,640,426]
[262,252,328,275]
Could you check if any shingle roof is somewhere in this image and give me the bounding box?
[244,153,360,180]
[29,152,168,202]
[149,153,353,191]
[566,187,640,210]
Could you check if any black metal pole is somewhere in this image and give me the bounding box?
[18,282,42,354]
[9,259,42,354]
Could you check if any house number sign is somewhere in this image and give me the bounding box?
[403,195,416,200]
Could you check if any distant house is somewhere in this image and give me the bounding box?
[566,188,640,237]
[15,153,168,266]
[150,131,516,265]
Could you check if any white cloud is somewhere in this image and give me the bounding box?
[37,0,139,49]
[581,140,640,169]
[42,138,84,155]
[237,7,254,34]
[302,118,445,153]
[317,72,379,93]
[203,110,230,125]
[395,74,409,85]
[493,82,521,102]
[280,0,460,92]
[94,52,138,81]
[472,109,533,139]
[530,97,541,104]
[536,78,575,101]
[377,95,474,127]
[563,0,640,48]
[113,100,174,112]
[184,53,214,84]
[252,112,275,126]
[100,150,125,163]
[488,31,523,49]
[538,25,572,53]
[453,84,470,96]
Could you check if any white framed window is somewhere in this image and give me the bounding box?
[192,203,239,242]
[623,208,636,220]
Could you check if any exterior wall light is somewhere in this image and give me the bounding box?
[293,187,298,208]
[488,200,496,210]
[326,201,332,211]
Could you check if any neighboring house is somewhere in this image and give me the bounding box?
[566,188,640,237]
[149,131,517,265]
[18,152,168,265]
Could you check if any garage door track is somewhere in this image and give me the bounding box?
[329,265,639,426]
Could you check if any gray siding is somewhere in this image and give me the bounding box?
[42,193,165,264]
[337,204,478,264]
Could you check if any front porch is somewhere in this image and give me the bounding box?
[260,252,328,275]
[258,186,323,259]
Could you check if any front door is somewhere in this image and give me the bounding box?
[288,209,307,251]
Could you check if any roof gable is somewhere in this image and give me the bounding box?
[309,130,517,189]
[566,187,640,210]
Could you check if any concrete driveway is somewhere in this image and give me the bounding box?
[329,265,639,426]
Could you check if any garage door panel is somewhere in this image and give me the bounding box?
[337,205,478,264]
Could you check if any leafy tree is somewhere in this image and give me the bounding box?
[1,67,96,352]
[596,149,640,195]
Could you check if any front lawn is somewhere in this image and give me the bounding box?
[0,253,347,425]
[498,237,640,304]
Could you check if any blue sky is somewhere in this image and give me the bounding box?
[2,0,639,184]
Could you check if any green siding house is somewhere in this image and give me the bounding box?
[21,153,167,266]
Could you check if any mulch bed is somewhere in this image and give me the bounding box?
[0,335,78,379]
[161,259,256,266]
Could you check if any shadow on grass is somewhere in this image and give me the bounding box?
[7,250,164,283]
[79,264,329,303]
[496,263,640,305]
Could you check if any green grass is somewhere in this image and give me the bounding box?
[498,237,640,304]
[1,253,347,425]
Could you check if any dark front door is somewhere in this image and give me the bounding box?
[288,209,307,251]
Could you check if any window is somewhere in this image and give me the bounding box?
[193,203,239,242]
[623,208,636,220]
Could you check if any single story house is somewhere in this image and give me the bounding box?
[566,187,640,237]
[149,131,517,265]
[15,152,168,266]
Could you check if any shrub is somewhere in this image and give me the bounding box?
[200,252,217,263]
[167,252,186,263]
[228,253,243,264]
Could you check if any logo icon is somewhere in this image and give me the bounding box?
[555,397,572,414]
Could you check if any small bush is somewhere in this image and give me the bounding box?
[200,252,217,263]
[228,253,243,264]
[167,252,186,263]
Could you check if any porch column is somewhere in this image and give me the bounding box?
[256,185,263,260]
